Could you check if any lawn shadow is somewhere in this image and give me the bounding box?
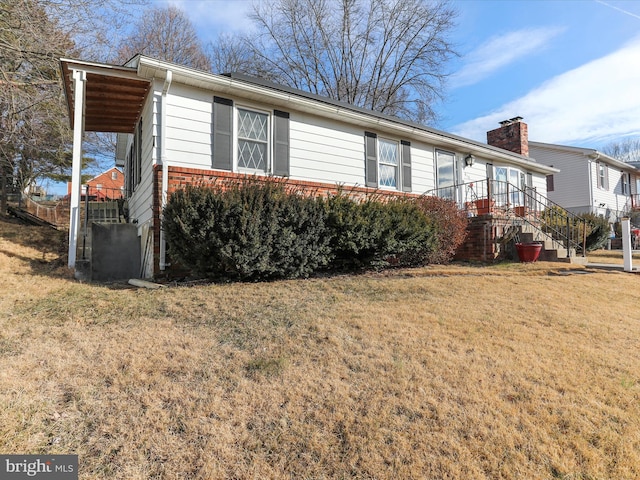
[0,216,71,279]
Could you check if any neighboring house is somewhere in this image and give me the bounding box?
[60,55,558,278]
[67,167,124,201]
[528,142,640,222]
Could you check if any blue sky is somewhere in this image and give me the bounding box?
[162,0,640,150]
[443,0,640,148]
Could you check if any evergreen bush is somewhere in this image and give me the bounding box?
[580,212,611,252]
[164,182,457,281]
[163,180,330,280]
[324,192,436,270]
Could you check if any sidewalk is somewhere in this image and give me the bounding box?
[585,262,640,272]
[585,249,640,273]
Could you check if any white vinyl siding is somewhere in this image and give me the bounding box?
[141,82,549,201]
[289,113,368,185]
[408,143,434,193]
[529,144,591,210]
[530,173,547,197]
[530,143,634,217]
[126,88,156,230]
[164,84,213,169]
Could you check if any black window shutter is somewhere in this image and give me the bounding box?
[365,132,378,187]
[486,162,494,180]
[273,110,290,176]
[401,140,411,192]
[212,96,233,170]
[546,174,554,192]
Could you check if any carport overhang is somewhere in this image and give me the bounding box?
[60,58,151,270]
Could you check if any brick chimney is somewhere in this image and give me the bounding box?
[486,116,528,157]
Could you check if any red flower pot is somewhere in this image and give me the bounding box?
[515,242,542,263]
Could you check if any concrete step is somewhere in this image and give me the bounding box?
[569,255,589,266]
[516,223,582,264]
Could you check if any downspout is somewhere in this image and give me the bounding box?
[588,152,598,214]
[159,70,172,270]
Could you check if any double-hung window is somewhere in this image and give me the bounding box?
[621,172,630,195]
[126,119,142,197]
[597,161,608,190]
[212,96,290,176]
[364,132,411,192]
[237,108,269,171]
[378,138,399,188]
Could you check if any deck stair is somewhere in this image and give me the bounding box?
[426,178,592,264]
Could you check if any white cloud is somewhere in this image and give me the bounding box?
[451,27,565,89]
[452,35,640,148]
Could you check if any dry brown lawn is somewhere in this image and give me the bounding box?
[1,216,639,479]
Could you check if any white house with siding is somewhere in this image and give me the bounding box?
[529,142,640,221]
[60,55,558,278]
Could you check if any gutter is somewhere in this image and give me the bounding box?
[159,70,172,271]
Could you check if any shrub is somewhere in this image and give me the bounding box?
[324,192,436,270]
[379,198,439,266]
[413,195,468,264]
[163,180,330,281]
[164,182,452,281]
[541,207,609,253]
[579,212,611,252]
[324,193,385,269]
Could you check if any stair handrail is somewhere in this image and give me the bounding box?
[424,178,589,256]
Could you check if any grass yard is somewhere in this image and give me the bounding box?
[1,216,639,479]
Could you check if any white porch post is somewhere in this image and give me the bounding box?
[68,69,86,269]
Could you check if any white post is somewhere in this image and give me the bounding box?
[68,69,86,269]
[621,217,633,272]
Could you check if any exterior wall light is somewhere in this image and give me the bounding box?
[464,154,475,167]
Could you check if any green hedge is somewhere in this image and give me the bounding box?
[163,182,453,281]
[325,192,436,270]
[162,181,330,280]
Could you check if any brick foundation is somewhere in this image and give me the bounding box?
[454,214,515,263]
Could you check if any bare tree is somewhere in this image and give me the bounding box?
[207,33,258,75]
[39,0,148,61]
[0,0,150,213]
[602,138,640,163]
[116,5,211,70]
[244,0,457,123]
[0,0,75,213]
